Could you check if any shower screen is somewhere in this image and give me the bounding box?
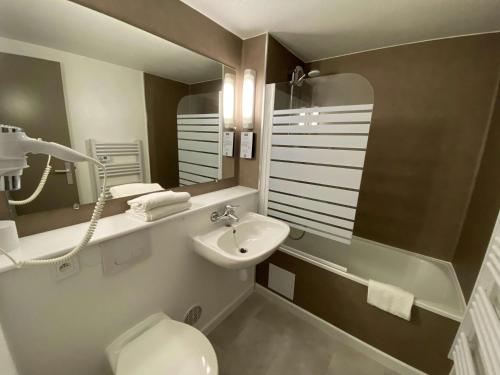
[260,73,374,245]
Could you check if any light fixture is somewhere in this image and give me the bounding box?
[222,72,235,129]
[242,69,256,129]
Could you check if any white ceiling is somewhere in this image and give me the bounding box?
[181,0,500,61]
[0,0,222,84]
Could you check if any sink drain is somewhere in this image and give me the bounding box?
[239,248,248,254]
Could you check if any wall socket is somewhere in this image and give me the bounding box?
[51,257,80,282]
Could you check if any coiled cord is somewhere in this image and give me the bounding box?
[8,155,52,206]
[0,159,107,268]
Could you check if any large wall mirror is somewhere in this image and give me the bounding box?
[0,0,237,217]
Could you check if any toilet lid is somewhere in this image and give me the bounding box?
[116,319,218,375]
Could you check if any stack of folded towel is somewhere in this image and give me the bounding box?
[126,190,191,222]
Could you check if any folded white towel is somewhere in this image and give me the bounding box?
[127,191,191,212]
[367,280,414,321]
[126,201,191,222]
[110,183,163,198]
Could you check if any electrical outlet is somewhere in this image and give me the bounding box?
[51,257,80,282]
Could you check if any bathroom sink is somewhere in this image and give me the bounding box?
[192,212,290,269]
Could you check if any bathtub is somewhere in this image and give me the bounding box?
[281,232,466,322]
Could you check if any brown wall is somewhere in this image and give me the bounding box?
[266,35,304,84]
[238,34,267,189]
[188,79,222,95]
[307,33,500,260]
[181,80,222,114]
[70,0,242,68]
[0,52,80,215]
[144,73,187,189]
[452,80,500,300]
[257,252,458,375]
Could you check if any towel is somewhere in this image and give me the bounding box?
[126,201,191,222]
[127,191,191,212]
[367,280,414,321]
[110,183,163,198]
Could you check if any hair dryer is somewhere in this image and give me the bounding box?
[0,124,97,191]
[0,124,107,268]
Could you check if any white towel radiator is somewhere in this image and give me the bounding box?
[87,139,145,200]
[449,213,500,375]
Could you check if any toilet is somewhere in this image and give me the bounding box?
[106,313,218,375]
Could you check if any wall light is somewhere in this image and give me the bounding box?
[242,69,256,129]
[222,72,235,128]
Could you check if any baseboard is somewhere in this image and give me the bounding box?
[201,284,254,335]
[255,284,427,375]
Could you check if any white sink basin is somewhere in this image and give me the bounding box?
[192,212,290,269]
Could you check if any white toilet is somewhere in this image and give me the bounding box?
[106,313,218,375]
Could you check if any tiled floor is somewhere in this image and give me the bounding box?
[209,292,400,375]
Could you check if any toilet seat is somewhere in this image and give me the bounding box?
[107,313,218,375]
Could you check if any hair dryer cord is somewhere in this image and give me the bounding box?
[8,155,52,206]
[0,159,106,268]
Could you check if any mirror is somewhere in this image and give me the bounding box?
[0,0,236,216]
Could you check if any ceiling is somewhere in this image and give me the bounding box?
[0,0,222,84]
[181,0,500,61]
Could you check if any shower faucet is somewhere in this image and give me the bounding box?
[210,204,239,226]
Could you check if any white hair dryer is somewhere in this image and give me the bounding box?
[0,124,107,268]
[0,124,97,191]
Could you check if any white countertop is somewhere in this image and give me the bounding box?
[0,186,258,274]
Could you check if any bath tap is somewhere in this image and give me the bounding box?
[211,204,239,226]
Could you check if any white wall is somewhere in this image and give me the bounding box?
[0,192,257,375]
[0,37,151,204]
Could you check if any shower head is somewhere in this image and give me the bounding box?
[307,69,321,78]
[290,66,321,86]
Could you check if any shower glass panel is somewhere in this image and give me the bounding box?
[261,73,374,267]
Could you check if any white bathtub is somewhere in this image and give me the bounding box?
[281,232,466,321]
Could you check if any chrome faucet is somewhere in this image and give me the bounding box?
[211,204,239,226]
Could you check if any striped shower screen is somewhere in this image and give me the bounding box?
[262,101,374,245]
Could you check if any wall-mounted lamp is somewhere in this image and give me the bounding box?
[242,69,256,129]
[222,72,235,129]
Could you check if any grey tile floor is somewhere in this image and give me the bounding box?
[209,293,400,375]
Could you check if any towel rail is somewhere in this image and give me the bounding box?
[477,288,500,350]
[459,334,476,375]
[470,308,497,375]
[456,341,469,375]
[87,139,145,200]
[449,215,500,375]
[453,349,464,375]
